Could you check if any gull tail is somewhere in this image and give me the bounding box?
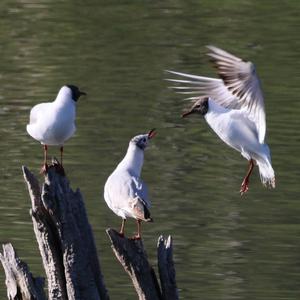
[256,156,275,189]
[130,197,153,222]
[143,205,153,222]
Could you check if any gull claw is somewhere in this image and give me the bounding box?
[129,235,141,240]
[240,180,249,196]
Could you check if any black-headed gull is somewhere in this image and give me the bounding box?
[167,46,275,195]
[104,129,156,239]
[26,85,86,173]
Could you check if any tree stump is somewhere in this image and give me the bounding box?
[106,229,178,300]
[22,160,109,300]
[0,243,46,300]
[157,236,179,300]
[1,160,180,299]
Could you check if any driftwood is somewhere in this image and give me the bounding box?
[1,160,179,299]
[0,243,46,300]
[107,229,178,300]
[22,160,109,300]
[157,236,178,300]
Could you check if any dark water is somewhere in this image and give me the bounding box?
[0,1,300,299]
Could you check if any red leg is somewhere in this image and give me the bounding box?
[240,159,255,196]
[119,219,126,237]
[40,145,48,174]
[131,220,142,240]
[54,146,66,176]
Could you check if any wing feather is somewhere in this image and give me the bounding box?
[166,70,241,109]
[166,45,266,143]
[130,176,151,208]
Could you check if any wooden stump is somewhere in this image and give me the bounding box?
[157,236,179,300]
[106,229,178,300]
[22,160,109,300]
[0,243,46,300]
[1,160,180,299]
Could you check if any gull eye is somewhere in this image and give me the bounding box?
[142,138,146,142]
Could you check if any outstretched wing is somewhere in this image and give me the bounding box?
[166,45,266,143]
[166,71,240,109]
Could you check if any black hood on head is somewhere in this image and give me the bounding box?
[67,85,86,101]
[182,97,209,117]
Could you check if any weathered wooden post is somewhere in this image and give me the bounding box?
[106,229,178,300]
[0,243,46,300]
[157,236,178,300]
[1,160,179,300]
[22,160,109,300]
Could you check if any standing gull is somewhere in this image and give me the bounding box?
[167,46,275,195]
[26,85,86,173]
[104,129,156,239]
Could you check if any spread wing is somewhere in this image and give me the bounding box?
[166,45,266,143]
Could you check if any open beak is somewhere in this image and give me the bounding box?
[148,128,157,139]
[181,109,194,118]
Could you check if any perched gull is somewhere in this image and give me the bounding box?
[104,129,156,239]
[167,46,275,195]
[26,85,86,173]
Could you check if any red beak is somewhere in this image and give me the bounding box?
[148,128,157,139]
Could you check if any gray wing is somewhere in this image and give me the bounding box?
[166,45,266,143]
[105,172,150,208]
[130,175,151,208]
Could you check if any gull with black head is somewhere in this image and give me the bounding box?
[167,46,275,195]
[26,85,86,173]
[104,129,156,239]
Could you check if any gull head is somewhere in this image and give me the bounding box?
[66,85,87,102]
[182,96,209,118]
[130,128,156,150]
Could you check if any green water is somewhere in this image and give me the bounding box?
[0,1,300,299]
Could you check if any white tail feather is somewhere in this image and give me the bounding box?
[256,158,275,188]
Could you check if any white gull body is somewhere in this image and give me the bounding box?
[104,130,155,238]
[167,45,275,193]
[205,98,274,186]
[27,86,76,146]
